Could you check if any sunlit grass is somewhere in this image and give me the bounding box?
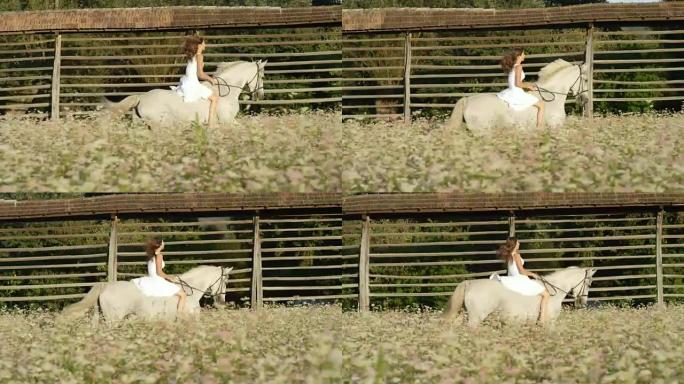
[0,111,342,192]
[1,304,683,383]
[342,112,684,192]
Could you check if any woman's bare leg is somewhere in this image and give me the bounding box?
[535,100,545,128]
[176,291,186,314]
[538,290,550,325]
[207,92,218,127]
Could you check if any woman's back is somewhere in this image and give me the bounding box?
[507,63,525,89]
[507,257,523,276]
[147,257,165,278]
[185,57,198,82]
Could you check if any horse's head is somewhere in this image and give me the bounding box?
[209,266,232,305]
[572,267,596,308]
[247,59,266,101]
[570,63,591,104]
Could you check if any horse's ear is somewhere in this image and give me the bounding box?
[225,267,234,274]
[589,268,597,276]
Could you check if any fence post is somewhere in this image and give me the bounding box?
[251,215,263,310]
[358,215,370,312]
[107,215,118,283]
[403,32,412,124]
[656,209,664,307]
[50,33,61,121]
[584,23,594,120]
[508,213,516,238]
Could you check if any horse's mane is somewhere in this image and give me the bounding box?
[537,59,573,83]
[180,265,218,279]
[546,266,580,279]
[216,61,248,73]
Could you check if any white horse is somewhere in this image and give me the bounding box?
[443,267,596,328]
[59,265,232,323]
[103,60,266,126]
[445,59,589,133]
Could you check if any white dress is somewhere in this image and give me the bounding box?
[131,257,180,297]
[489,256,545,296]
[170,56,213,103]
[496,63,539,111]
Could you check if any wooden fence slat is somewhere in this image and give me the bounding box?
[0,253,108,263]
[263,294,357,302]
[108,216,118,283]
[251,216,262,310]
[0,282,99,291]
[656,210,664,306]
[358,216,370,312]
[403,32,412,123]
[585,24,594,119]
[0,293,86,302]
[0,272,106,281]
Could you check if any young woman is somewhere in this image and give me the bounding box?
[171,35,219,128]
[496,48,545,128]
[131,238,186,313]
[490,237,550,324]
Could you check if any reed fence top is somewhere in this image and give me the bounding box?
[0,5,342,34]
[1,193,683,221]
[342,2,684,33]
[0,193,343,221]
[343,193,684,215]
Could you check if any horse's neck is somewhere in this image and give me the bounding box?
[537,68,573,111]
[545,270,581,301]
[218,64,252,101]
[180,267,217,300]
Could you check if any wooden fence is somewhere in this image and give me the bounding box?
[0,9,342,119]
[1,200,682,309]
[348,211,684,309]
[0,213,353,308]
[343,22,684,121]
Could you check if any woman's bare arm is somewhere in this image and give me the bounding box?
[195,54,216,85]
[513,251,538,278]
[154,253,173,281]
[514,65,536,90]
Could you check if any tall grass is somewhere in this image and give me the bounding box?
[0,111,342,192]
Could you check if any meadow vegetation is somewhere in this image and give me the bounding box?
[1,304,683,383]
[342,112,684,192]
[0,111,341,192]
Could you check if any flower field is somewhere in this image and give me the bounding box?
[1,304,683,383]
[0,112,341,192]
[342,113,684,192]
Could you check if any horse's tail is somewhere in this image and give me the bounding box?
[445,97,466,130]
[443,281,468,320]
[58,282,106,321]
[101,95,140,115]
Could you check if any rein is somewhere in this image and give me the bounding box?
[535,269,590,300]
[210,62,263,98]
[533,64,589,102]
[175,266,230,299]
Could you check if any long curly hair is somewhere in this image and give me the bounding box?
[496,237,518,264]
[501,48,524,73]
[144,237,162,260]
[182,35,204,61]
